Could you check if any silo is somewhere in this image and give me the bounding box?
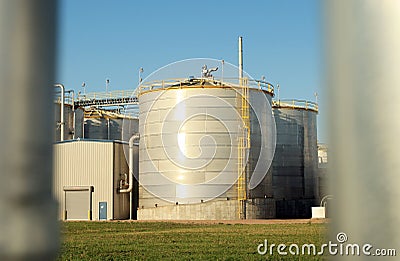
[272,99,318,218]
[83,117,107,139]
[83,109,138,141]
[137,78,275,220]
[54,103,84,141]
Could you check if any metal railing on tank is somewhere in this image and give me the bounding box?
[273,99,318,112]
[54,91,74,105]
[73,90,138,107]
[138,77,274,96]
[55,90,134,104]
[76,90,136,101]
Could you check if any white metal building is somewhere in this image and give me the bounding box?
[53,140,138,220]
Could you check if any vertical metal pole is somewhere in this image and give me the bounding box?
[107,118,110,140]
[106,79,109,94]
[138,67,143,86]
[238,36,243,85]
[277,84,280,104]
[221,59,224,84]
[327,0,400,257]
[54,84,65,141]
[130,190,133,220]
[0,0,59,259]
[69,90,75,140]
[82,81,86,96]
[83,119,86,139]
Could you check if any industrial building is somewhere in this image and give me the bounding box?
[53,85,139,220]
[52,39,327,220]
[53,140,138,220]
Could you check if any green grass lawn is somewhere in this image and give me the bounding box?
[58,221,328,260]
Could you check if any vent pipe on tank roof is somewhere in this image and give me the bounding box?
[238,36,243,84]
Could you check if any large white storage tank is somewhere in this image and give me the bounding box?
[137,77,275,220]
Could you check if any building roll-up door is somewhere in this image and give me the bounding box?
[64,186,93,220]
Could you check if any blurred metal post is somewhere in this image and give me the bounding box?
[326,1,400,259]
[0,0,59,260]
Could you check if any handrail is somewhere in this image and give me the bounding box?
[137,77,274,95]
[54,91,76,105]
[76,90,136,101]
[272,99,318,112]
[57,77,274,103]
[83,108,138,120]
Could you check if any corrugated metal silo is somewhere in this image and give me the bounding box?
[83,109,138,141]
[137,78,275,220]
[272,99,318,218]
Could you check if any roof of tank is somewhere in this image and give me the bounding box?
[54,139,128,145]
[138,77,274,97]
[272,99,318,113]
[84,108,138,120]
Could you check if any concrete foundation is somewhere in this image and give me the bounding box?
[137,198,276,220]
[138,200,238,220]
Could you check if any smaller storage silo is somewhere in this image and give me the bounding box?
[83,108,138,141]
[272,99,318,218]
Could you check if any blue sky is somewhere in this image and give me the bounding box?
[57,0,325,142]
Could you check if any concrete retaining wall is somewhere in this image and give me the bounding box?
[137,198,277,220]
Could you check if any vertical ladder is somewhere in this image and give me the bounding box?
[238,77,250,219]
